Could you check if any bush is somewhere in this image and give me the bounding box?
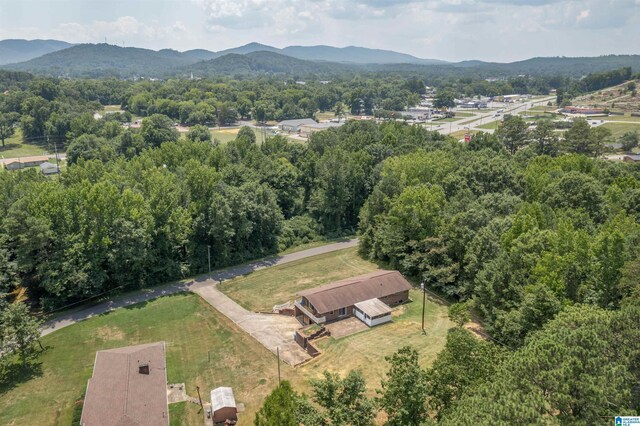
[278,215,321,251]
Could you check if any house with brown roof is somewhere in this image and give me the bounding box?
[80,342,169,426]
[294,270,412,326]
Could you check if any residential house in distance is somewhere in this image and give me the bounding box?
[623,154,640,163]
[1,155,50,171]
[80,342,169,426]
[294,270,412,327]
[277,118,317,133]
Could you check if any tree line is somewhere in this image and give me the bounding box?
[0,120,445,310]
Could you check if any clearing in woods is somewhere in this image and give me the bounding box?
[0,248,451,425]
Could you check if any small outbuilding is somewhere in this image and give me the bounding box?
[354,298,393,327]
[39,161,60,175]
[211,386,238,424]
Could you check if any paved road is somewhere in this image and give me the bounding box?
[434,96,556,137]
[41,239,359,337]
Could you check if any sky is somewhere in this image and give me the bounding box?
[0,0,639,62]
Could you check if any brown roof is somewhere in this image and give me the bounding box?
[81,342,169,426]
[0,155,49,166]
[298,270,412,314]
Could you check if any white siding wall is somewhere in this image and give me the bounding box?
[354,308,392,327]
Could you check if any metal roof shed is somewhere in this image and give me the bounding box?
[211,387,237,424]
[354,298,393,327]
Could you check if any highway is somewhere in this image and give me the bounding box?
[432,96,557,137]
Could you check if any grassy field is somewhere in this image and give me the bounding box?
[477,121,500,130]
[315,111,338,121]
[0,293,280,426]
[0,129,52,159]
[218,247,378,311]
[601,122,640,138]
[600,114,640,122]
[295,288,450,393]
[2,248,452,426]
[103,105,123,112]
[209,127,276,144]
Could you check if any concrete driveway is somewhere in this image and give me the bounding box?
[193,282,311,366]
[41,239,358,356]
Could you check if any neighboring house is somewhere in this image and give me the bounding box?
[299,121,343,137]
[623,154,640,163]
[39,161,60,175]
[80,342,169,426]
[277,118,317,133]
[210,387,238,424]
[294,270,412,326]
[2,155,50,170]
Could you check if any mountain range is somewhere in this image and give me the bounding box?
[0,39,444,68]
[1,39,639,79]
[0,39,73,65]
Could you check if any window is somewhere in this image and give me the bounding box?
[338,307,347,316]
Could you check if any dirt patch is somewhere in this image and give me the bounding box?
[216,128,240,135]
[391,305,405,317]
[95,325,125,340]
[464,321,491,341]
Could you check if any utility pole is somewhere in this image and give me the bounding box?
[51,135,60,174]
[196,385,204,411]
[207,245,211,273]
[420,282,426,335]
[277,347,281,384]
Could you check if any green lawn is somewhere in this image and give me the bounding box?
[297,289,451,392]
[600,114,640,122]
[434,117,463,123]
[218,247,378,311]
[315,111,338,121]
[0,293,280,426]
[210,127,270,144]
[2,248,452,426]
[601,122,640,138]
[217,246,452,394]
[0,129,51,159]
[453,112,475,117]
[103,105,123,112]
[477,121,500,130]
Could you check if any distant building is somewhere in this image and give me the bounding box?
[39,161,60,175]
[294,270,411,326]
[80,342,169,426]
[561,106,606,115]
[299,122,343,137]
[277,118,317,133]
[623,154,640,163]
[1,155,50,171]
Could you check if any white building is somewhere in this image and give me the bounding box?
[353,298,393,327]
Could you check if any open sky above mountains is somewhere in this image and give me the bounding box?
[1,0,639,62]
